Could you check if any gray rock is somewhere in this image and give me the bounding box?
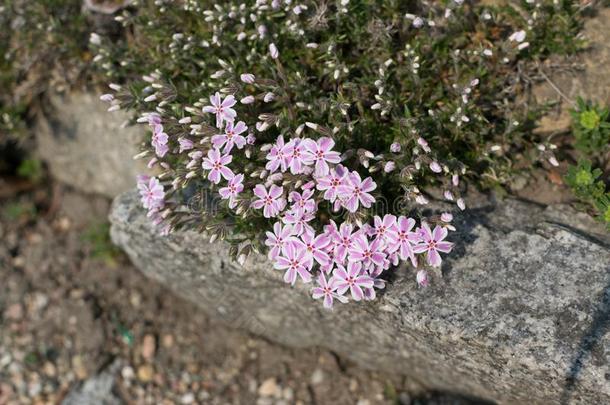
[62,360,122,405]
[533,9,610,133]
[36,92,146,198]
[109,191,610,404]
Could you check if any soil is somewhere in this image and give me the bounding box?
[0,176,485,404]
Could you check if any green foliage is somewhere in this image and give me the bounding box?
[0,0,93,142]
[83,222,122,265]
[1,201,37,221]
[565,160,610,228]
[569,97,610,154]
[17,158,43,182]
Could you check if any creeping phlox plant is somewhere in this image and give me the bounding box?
[130,83,458,309]
[95,0,586,307]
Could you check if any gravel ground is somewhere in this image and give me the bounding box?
[0,179,488,405]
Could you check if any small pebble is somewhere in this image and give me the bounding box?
[121,366,135,380]
[162,334,174,348]
[4,303,23,320]
[42,362,56,377]
[310,369,324,385]
[137,365,154,382]
[258,378,279,397]
[142,334,156,361]
[71,356,87,380]
[180,392,195,404]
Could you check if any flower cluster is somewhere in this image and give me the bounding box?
[136,174,169,235]
[122,85,456,309]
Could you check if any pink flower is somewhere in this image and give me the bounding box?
[137,175,164,210]
[284,138,308,174]
[312,273,347,309]
[416,269,430,287]
[369,214,398,244]
[202,148,234,184]
[316,164,347,202]
[384,161,396,173]
[146,113,162,129]
[265,222,296,260]
[178,138,194,153]
[388,216,420,267]
[151,127,168,158]
[390,142,401,153]
[269,43,279,59]
[338,171,376,212]
[332,262,374,301]
[212,120,248,153]
[251,184,286,218]
[417,137,431,153]
[202,92,237,128]
[265,135,289,173]
[274,243,312,285]
[413,223,453,267]
[218,174,244,208]
[282,210,315,236]
[300,230,331,266]
[240,73,255,83]
[430,161,442,173]
[457,198,466,211]
[303,137,341,177]
[288,189,316,215]
[331,222,354,264]
[348,233,385,268]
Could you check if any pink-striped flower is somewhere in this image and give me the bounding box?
[202,148,234,184]
[202,92,237,128]
[211,120,247,153]
[413,223,453,267]
[265,135,289,173]
[274,243,312,285]
[178,138,194,153]
[388,216,420,267]
[282,209,315,236]
[265,222,296,260]
[331,222,354,264]
[303,137,342,177]
[300,230,331,266]
[137,175,164,210]
[288,189,316,215]
[338,171,377,212]
[218,173,244,209]
[251,184,286,218]
[151,127,168,158]
[312,273,347,309]
[416,269,430,287]
[348,233,385,268]
[316,164,347,202]
[369,214,398,244]
[284,138,309,174]
[332,262,374,301]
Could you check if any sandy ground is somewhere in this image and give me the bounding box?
[0,179,487,405]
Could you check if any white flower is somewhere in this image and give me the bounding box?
[269,43,279,59]
[509,30,527,43]
[240,73,255,84]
